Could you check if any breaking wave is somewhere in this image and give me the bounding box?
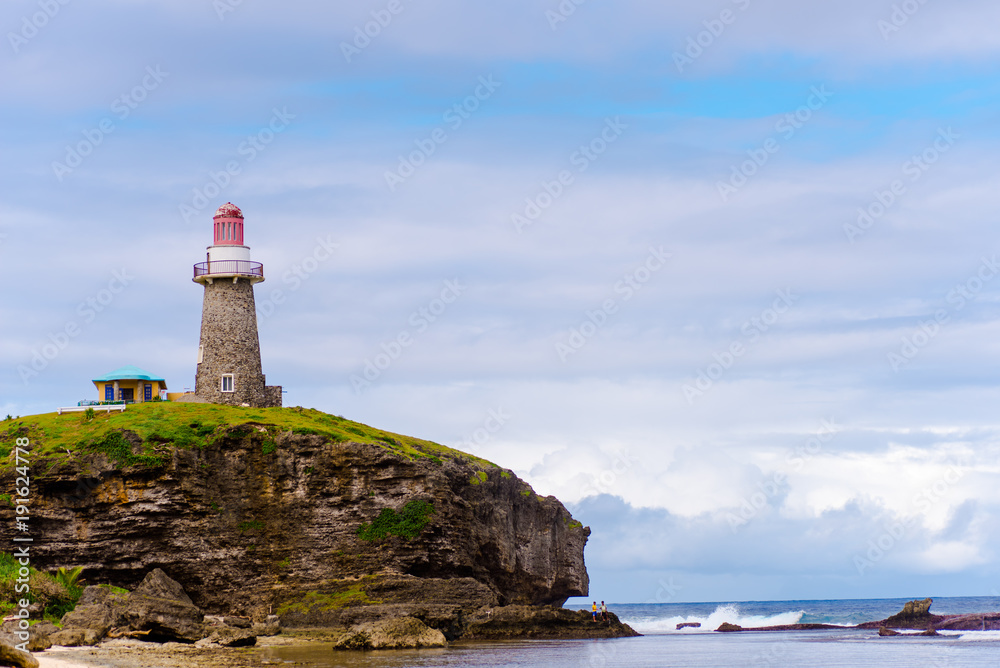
[626,603,805,634]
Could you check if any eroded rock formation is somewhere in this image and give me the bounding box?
[3,422,590,625]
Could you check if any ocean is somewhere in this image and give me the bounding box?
[262,597,1000,667]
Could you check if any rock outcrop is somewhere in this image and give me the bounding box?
[122,568,206,642]
[460,605,640,640]
[1,408,592,638]
[49,570,257,647]
[856,599,1000,633]
[333,616,447,650]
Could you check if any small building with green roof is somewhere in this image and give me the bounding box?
[92,365,168,404]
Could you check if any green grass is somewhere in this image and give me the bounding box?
[0,403,497,471]
[276,586,373,615]
[84,431,165,469]
[97,584,129,595]
[469,470,488,485]
[238,520,265,534]
[356,500,435,542]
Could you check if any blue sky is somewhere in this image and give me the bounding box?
[4,0,1000,604]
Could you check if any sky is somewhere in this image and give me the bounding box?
[3,0,1000,604]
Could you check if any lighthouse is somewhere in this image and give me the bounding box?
[192,203,282,407]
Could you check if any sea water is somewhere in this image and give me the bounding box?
[262,597,1000,667]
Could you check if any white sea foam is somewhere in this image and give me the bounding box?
[626,603,805,634]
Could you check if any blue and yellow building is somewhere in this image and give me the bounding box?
[92,366,168,403]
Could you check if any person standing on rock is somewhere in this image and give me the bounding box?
[601,601,608,622]
[592,602,599,622]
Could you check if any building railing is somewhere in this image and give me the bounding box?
[193,260,264,279]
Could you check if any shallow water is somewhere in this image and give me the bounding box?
[262,598,1000,667]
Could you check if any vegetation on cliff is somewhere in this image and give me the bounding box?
[356,500,435,541]
[0,403,496,471]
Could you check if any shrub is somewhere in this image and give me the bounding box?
[86,431,163,469]
[357,500,435,542]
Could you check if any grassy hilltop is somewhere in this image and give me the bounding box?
[0,402,495,472]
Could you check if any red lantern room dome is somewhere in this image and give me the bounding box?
[212,202,244,246]
[193,202,263,284]
[213,202,243,219]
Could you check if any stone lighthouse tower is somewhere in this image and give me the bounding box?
[192,203,281,407]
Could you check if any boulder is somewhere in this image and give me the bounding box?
[333,616,446,650]
[251,615,281,637]
[880,598,945,629]
[902,598,933,616]
[131,568,195,605]
[0,620,56,652]
[60,603,115,638]
[878,627,899,636]
[202,628,257,647]
[121,569,205,643]
[676,622,701,630]
[48,628,103,647]
[0,641,39,668]
[716,622,743,632]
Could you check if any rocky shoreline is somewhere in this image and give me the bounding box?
[710,598,1000,635]
[1,569,637,668]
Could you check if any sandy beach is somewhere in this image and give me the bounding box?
[28,637,302,668]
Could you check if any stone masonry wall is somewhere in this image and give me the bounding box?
[195,277,275,407]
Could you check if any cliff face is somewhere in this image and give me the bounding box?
[3,418,589,619]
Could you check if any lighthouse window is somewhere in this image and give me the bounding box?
[221,374,234,392]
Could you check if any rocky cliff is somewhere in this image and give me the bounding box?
[0,405,589,627]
